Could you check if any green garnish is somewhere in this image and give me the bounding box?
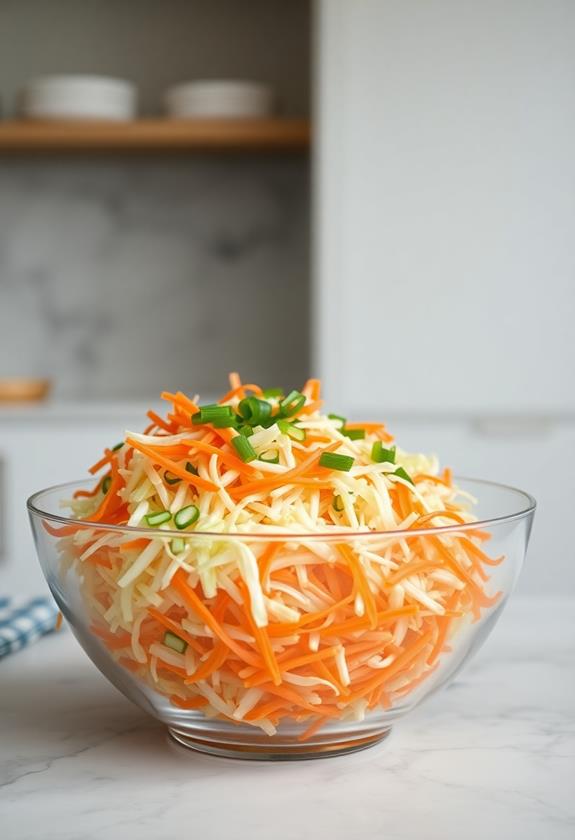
[170,537,186,555]
[319,452,354,472]
[342,428,365,440]
[163,631,187,654]
[101,475,112,494]
[333,494,345,511]
[262,388,283,398]
[238,396,272,426]
[164,470,181,485]
[145,510,172,527]
[372,442,396,464]
[279,390,306,417]
[328,413,347,428]
[185,461,198,476]
[231,435,257,463]
[212,413,238,428]
[393,467,414,485]
[277,419,306,441]
[111,441,124,451]
[259,449,280,464]
[238,424,254,437]
[192,404,235,425]
[174,505,200,529]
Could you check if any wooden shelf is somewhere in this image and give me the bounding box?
[0,119,310,153]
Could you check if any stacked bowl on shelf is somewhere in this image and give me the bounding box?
[20,76,137,121]
[17,76,274,121]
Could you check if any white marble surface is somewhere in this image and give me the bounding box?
[1,596,574,840]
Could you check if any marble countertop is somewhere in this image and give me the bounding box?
[1,596,574,840]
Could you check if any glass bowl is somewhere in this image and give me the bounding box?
[28,477,535,761]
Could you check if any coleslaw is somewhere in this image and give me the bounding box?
[50,374,502,738]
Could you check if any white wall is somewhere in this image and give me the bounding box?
[315,0,575,414]
[315,0,575,592]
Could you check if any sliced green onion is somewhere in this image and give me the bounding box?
[163,631,187,654]
[231,435,257,463]
[238,424,254,437]
[259,414,279,429]
[170,537,186,555]
[164,470,181,485]
[263,388,283,398]
[212,413,238,428]
[319,452,354,472]
[259,449,280,464]
[174,505,200,530]
[111,441,124,451]
[328,413,347,428]
[185,461,198,476]
[393,466,414,485]
[277,419,306,441]
[238,396,272,426]
[279,390,306,417]
[101,475,112,494]
[372,442,396,464]
[333,494,344,511]
[192,404,234,425]
[145,510,172,527]
[342,428,365,440]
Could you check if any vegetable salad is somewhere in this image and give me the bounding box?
[51,374,501,739]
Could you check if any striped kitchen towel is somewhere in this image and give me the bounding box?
[0,596,60,659]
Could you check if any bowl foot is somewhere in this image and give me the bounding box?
[168,725,392,761]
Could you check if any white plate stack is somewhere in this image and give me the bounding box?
[165,80,274,119]
[20,75,137,121]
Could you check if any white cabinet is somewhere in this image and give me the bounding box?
[315,0,575,414]
[0,403,155,593]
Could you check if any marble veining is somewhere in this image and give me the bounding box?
[1,596,574,839]
[0,157,309,398]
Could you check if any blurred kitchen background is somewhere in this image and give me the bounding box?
[0,0,573,596]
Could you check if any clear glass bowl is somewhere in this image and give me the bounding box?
[28,477,535,760]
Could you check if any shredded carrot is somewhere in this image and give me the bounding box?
[126,438,219,493]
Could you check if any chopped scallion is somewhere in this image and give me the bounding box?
[342,428,365,440]
[145,510,172,527]
[328,413,347,428]
[212,413,238,428]
[164,470,181,485]
[238,424,254,437]
[231,435,257,463]
[277,419,306,441]
[101,475,112,494]
[192,404,234,425]
[185,461,198,476]
[393,466,414,485]
[174,505,200,530]
[163,631,187,654]
[333,494,344,511]
[372,442,396,464]
[111,441,124,452]
[279,390,306,417]
[318,452,354,472]
[259,449,280,464]
[262,388,283,398]
[238,396,272,426]
[170,537,186,555]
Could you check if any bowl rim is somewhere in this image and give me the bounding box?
[27,476,536,542]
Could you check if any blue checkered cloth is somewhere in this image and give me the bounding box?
[0,596,60,658]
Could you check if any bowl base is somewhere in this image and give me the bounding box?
[168,725,392,761]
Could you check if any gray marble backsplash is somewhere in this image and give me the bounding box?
[0,156,310,398]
